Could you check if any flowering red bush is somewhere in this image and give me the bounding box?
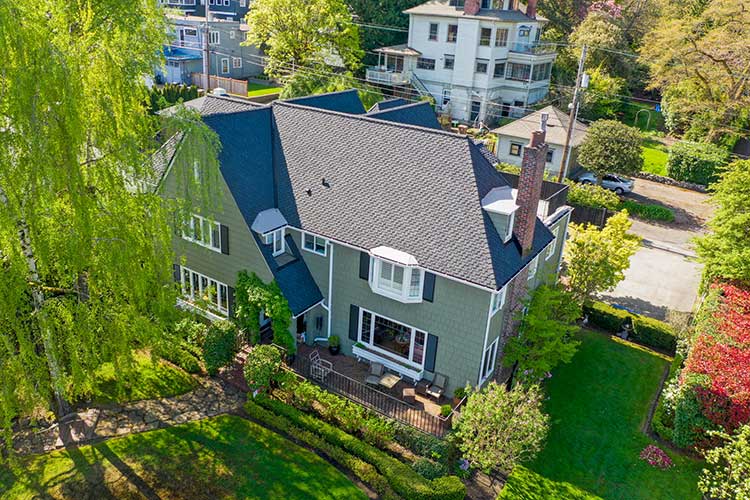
[682,282,750,444]
[639,445,674,469]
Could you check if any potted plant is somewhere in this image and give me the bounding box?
[328,335,341,355]
[452,387,466,406]
[440,404,453,429]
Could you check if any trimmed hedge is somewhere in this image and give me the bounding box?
[245,400,402,500]
[652,354,683,442]
[617,200,675,222]
[584,302,631,333]
[250,397,466,500]
[584,301,677,354]
[667,141,730,186]
[631,316,677,353]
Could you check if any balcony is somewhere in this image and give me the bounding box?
[366,67,411,86]
[509,42,557,55]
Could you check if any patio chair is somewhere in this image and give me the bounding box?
[426,373,447,401]
[365,362,385,386]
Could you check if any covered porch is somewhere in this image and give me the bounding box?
[366,44,420,86]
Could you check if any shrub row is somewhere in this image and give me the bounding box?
[584,301,677,354]
[667,141,730,186]
[566,181,621,211]
[393,424,452,465]
[651,354,684,442]
[251,396,466,500]
[245,399,403,500]
[618,200,675,222]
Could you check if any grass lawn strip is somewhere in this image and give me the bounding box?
[524,330,703,500]
[498,466,602,499]
[90,350,196,404]
[247,82,282,97]
[0,415,367,500]
[641,138,670,176]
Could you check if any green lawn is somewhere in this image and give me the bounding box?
[90,351,196,404]
[0,415,367,500]
[505,330,703,500]
[247,82,282,97]
[620,102,664,133]
[641,138,670,176]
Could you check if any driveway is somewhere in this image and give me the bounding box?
[600,179,713,320]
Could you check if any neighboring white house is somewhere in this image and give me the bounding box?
[492,105,588,179]
[366,0,556,124]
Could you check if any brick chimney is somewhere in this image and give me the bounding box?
[513,117,548,255]
[464,0,481,16]
[526,0,538,18]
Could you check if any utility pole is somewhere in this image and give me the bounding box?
[557,44,588,183]
[202,0,211,89]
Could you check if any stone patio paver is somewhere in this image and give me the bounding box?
[13,376,244,455]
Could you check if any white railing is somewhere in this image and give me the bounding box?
[365,67,410,85]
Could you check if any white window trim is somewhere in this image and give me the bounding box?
[302,232,328,256]
[369,257,424,304]
[182,213,222,252]
[503,211,515,243]
[480,337,499,383]
[546,226,560,260]
[490,285,507,317]
[209,31,220,45]
[180,266,229,316]
[264,228,285,256]
[527,255,539,281]
[232,56,242,68]
[220,57,230,74]
[358,307,427,370]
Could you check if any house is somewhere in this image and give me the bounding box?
[153,89,572,396]
[157,14,263,84]
[492,105,588,179]
[159,0,250,22]
[365,0,556,125]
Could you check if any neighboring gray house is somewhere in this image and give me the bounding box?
[154,90,572,396]
[158,14,263,84]
[160,0,251,21]
[492,105,588,179]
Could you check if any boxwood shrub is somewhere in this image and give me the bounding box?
[583,301,631,332]
[631,316,677,353]
[251,397,466,500]
[667,141,730,185]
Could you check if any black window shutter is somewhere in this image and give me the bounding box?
[348,304,360,341]
[228,286,236,318]
[358,252,370,280]
[220,224,229,255]
[172,263,181,283]
[422,272,436,302]
[424,334,438,372]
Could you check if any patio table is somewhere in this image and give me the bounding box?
[379,373,401,390]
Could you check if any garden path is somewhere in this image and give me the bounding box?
[13,376,244,456]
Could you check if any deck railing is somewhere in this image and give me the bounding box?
[287,352,457,437]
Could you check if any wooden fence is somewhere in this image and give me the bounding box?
[190,73,247,96]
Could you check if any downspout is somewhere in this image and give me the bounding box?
[326,242,334,338]
[477,292,494,386]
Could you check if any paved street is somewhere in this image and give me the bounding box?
[601,179,712,320]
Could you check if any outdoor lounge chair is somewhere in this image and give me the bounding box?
[365,362,385,385]
[426,373,447,401]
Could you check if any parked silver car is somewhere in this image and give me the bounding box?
[578,172,635,195]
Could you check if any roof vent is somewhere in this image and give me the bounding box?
[306,188,313,196]
[322,177,330,188]
[212,87,228,97]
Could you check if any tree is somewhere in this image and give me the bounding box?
[346,0,422,66]
[503,285,581,382]
[0,1,219,425]
[640,0,750,142]
[538,0,591,35]
[569,10,630,78]
[243,345,283,393]
[564,211,641,303]
[698,424,750,500]
[696,160,750,284]
[454,382,549,474]
[577,67,626,121]
[578,120,643,181]
[244,0,364,79]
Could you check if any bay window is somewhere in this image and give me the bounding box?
[180,267,229,315]
[370,257,423,303]
[359,309,427,367]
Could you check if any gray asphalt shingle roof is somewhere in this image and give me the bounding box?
[366,101,442,130]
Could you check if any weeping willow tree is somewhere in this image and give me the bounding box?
[0,0,220,435]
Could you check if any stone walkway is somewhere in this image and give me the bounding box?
[13,377,245,455]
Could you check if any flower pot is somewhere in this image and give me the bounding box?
[328,345,340,355]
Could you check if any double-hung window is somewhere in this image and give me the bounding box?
[493,62,506,78]
[232,57,242,68]
[428,23,439,41]
[447,24,458,43]
[479,28,492,46]
[264,228,285,256]
[475,59,489,74]
[183,214,221,251]
[209,31,220,45]
[370,258,423,303]
[180,267,229,315]
[417,57,435,70]
[495,28,508,47]
[490,285,507,315]
[303,232,327,256]
[480,338,498,382]
[546,225,562,259]
[444,54,455,70]
[527,255,539,281]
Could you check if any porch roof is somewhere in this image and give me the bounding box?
[374,44,422,57]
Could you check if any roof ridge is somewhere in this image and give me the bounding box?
[203,93,266,107]
[282,88,359,103]
[367,100,433,115]
[274,100,471,142]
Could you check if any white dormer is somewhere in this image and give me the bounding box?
[368,246,424,303]
[251,208,288,257]
[481,186,519,243]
